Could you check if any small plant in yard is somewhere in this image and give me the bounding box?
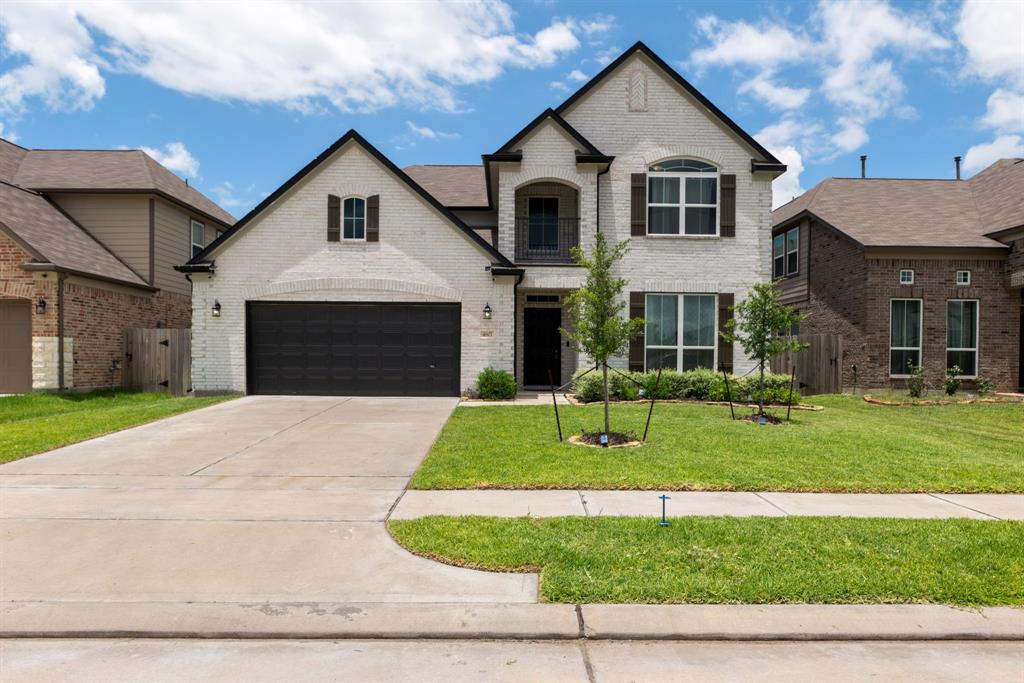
[476,368,517,400]
[944,365,962,396]
[906,361,926,398]
[561,232,644,440]
[976,374,994,396]
[720,281,807,419]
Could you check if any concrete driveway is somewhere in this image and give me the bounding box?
[0,396,536,607]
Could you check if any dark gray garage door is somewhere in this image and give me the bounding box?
[247,302,460,396]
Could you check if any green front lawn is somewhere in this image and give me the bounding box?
[389,516,1024,605]
[0,390,236,464]
[410,395,1024,492]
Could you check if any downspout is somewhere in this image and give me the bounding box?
[596,164,611,232]
[57,272,66,391]
[512,270,524,386]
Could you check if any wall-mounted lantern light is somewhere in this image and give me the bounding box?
[212,300,222,317]
[483,303,492,320]
[35,298,46,315]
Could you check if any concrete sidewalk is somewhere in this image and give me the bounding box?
[391,489,1024,520]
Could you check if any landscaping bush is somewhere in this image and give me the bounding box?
[944,366,962,396]
[571,368,800,403]
[476,368,517,400]
[906,362,926,398]
[976,375,994,396]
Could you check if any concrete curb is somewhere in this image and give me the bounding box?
[2,602,1021,641]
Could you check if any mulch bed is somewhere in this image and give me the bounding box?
[568,432,643,449]
[862,394,1014,407]
[564,395,823,411]
[739,413,785,425]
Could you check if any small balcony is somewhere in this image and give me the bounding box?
[514,217,580,263]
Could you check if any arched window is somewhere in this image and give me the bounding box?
[343,197,366,240]
[647,159,718,236]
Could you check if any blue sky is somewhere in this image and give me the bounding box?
[1,0,1021,216]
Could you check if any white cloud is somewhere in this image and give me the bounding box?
[755,118,815,208]
[579,15,614,37]
[691,17,810,69]
[981,89,1024,134]
[963,134,1024,173]
[738,73,811,110]
[406,121,459,141]
[956,0,1024,89]
[566,69,589,82]
[0,122,16,142]
[139,142,200,178]
[0,0,591,116]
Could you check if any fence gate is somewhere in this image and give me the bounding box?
[771,333,843,395]
[123,328,191,395]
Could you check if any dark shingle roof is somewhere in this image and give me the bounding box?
[9,146,234,225]
[773,159,1023,249]
[0,181,149,287]
[403,165,488,208]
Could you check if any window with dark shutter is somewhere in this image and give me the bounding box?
[629,291,645,371]
[719,174,736,236]
[327,194,341,242]
[717,293,734,373]
[630,174,646,236]
[366,194,380,242]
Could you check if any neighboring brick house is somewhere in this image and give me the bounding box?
[0,139,233,392]
[183,42,785,396]
[772,158,1023,392]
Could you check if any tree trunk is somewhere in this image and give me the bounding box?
[602,362,610,439]
[758,362,765,417]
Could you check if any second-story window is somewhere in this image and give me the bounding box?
[773,227,799,279]
[343,197,365,240]
[647,159,718,236]
[190,219,205,259]
[528,197,559,252]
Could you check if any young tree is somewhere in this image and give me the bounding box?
[721,281,808,418]
[562,232,645,438]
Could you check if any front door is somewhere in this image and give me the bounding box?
[1019,290,1023,392]
[0,300,32,394]
[523,307,562,386]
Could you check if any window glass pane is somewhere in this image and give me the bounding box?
[787,251,798,275]
[684,207,716,235]
[645,295,677,346]
[344,198,364,220]
[648,177,679,204]
[773,234,784,259]
[682,349,715,371]
[650,159,716,173]
[191,222,204,245]
[685,177,716,204]
[646,348,677,371]
[947,300,977,349]
[648,206,680,234]
[682,295,716,346]
[528,198,559,250]
[891,300,920,347]
[890,349,920,375]
[786,228,798,252]
[774,256,784,279]
[946,350,977,376]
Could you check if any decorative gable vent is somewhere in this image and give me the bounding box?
[628,68,648,112]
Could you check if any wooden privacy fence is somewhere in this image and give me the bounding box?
[123,328,191,395]
[771,333,843,395]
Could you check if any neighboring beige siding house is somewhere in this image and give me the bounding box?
[0,140,233,392]
[184,42,786,396]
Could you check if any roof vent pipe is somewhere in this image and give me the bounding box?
[860,155,867,179]
[954,155,962,180]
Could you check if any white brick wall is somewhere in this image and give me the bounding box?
[191,141,514,394]
[506,53,775,375]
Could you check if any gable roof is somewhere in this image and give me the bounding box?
[772,159,1024,250]
[404,165,488,208]
[491,107,610,161]
[0,180,151,288]
[556,41,784,167]
[188,130,516,269]
[1,139,234,226]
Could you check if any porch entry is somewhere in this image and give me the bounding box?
[523,307,562,387]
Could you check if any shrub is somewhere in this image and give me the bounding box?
[572,369,605,403]
[609,370,641,400]
[975,375,994,396]
[944,365,962,396]
[476,368,517,400]
[906,361,926,398]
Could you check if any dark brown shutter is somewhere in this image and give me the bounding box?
[630,173,646,236]
[718,292,734,373]
[327,194,341,242]
[366,194,380,242]
[629,291,645,371]
[719,174,736,237]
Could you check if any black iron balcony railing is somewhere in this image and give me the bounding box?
[514,217,580,263]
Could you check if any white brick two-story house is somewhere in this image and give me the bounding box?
[182,42,785,396]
